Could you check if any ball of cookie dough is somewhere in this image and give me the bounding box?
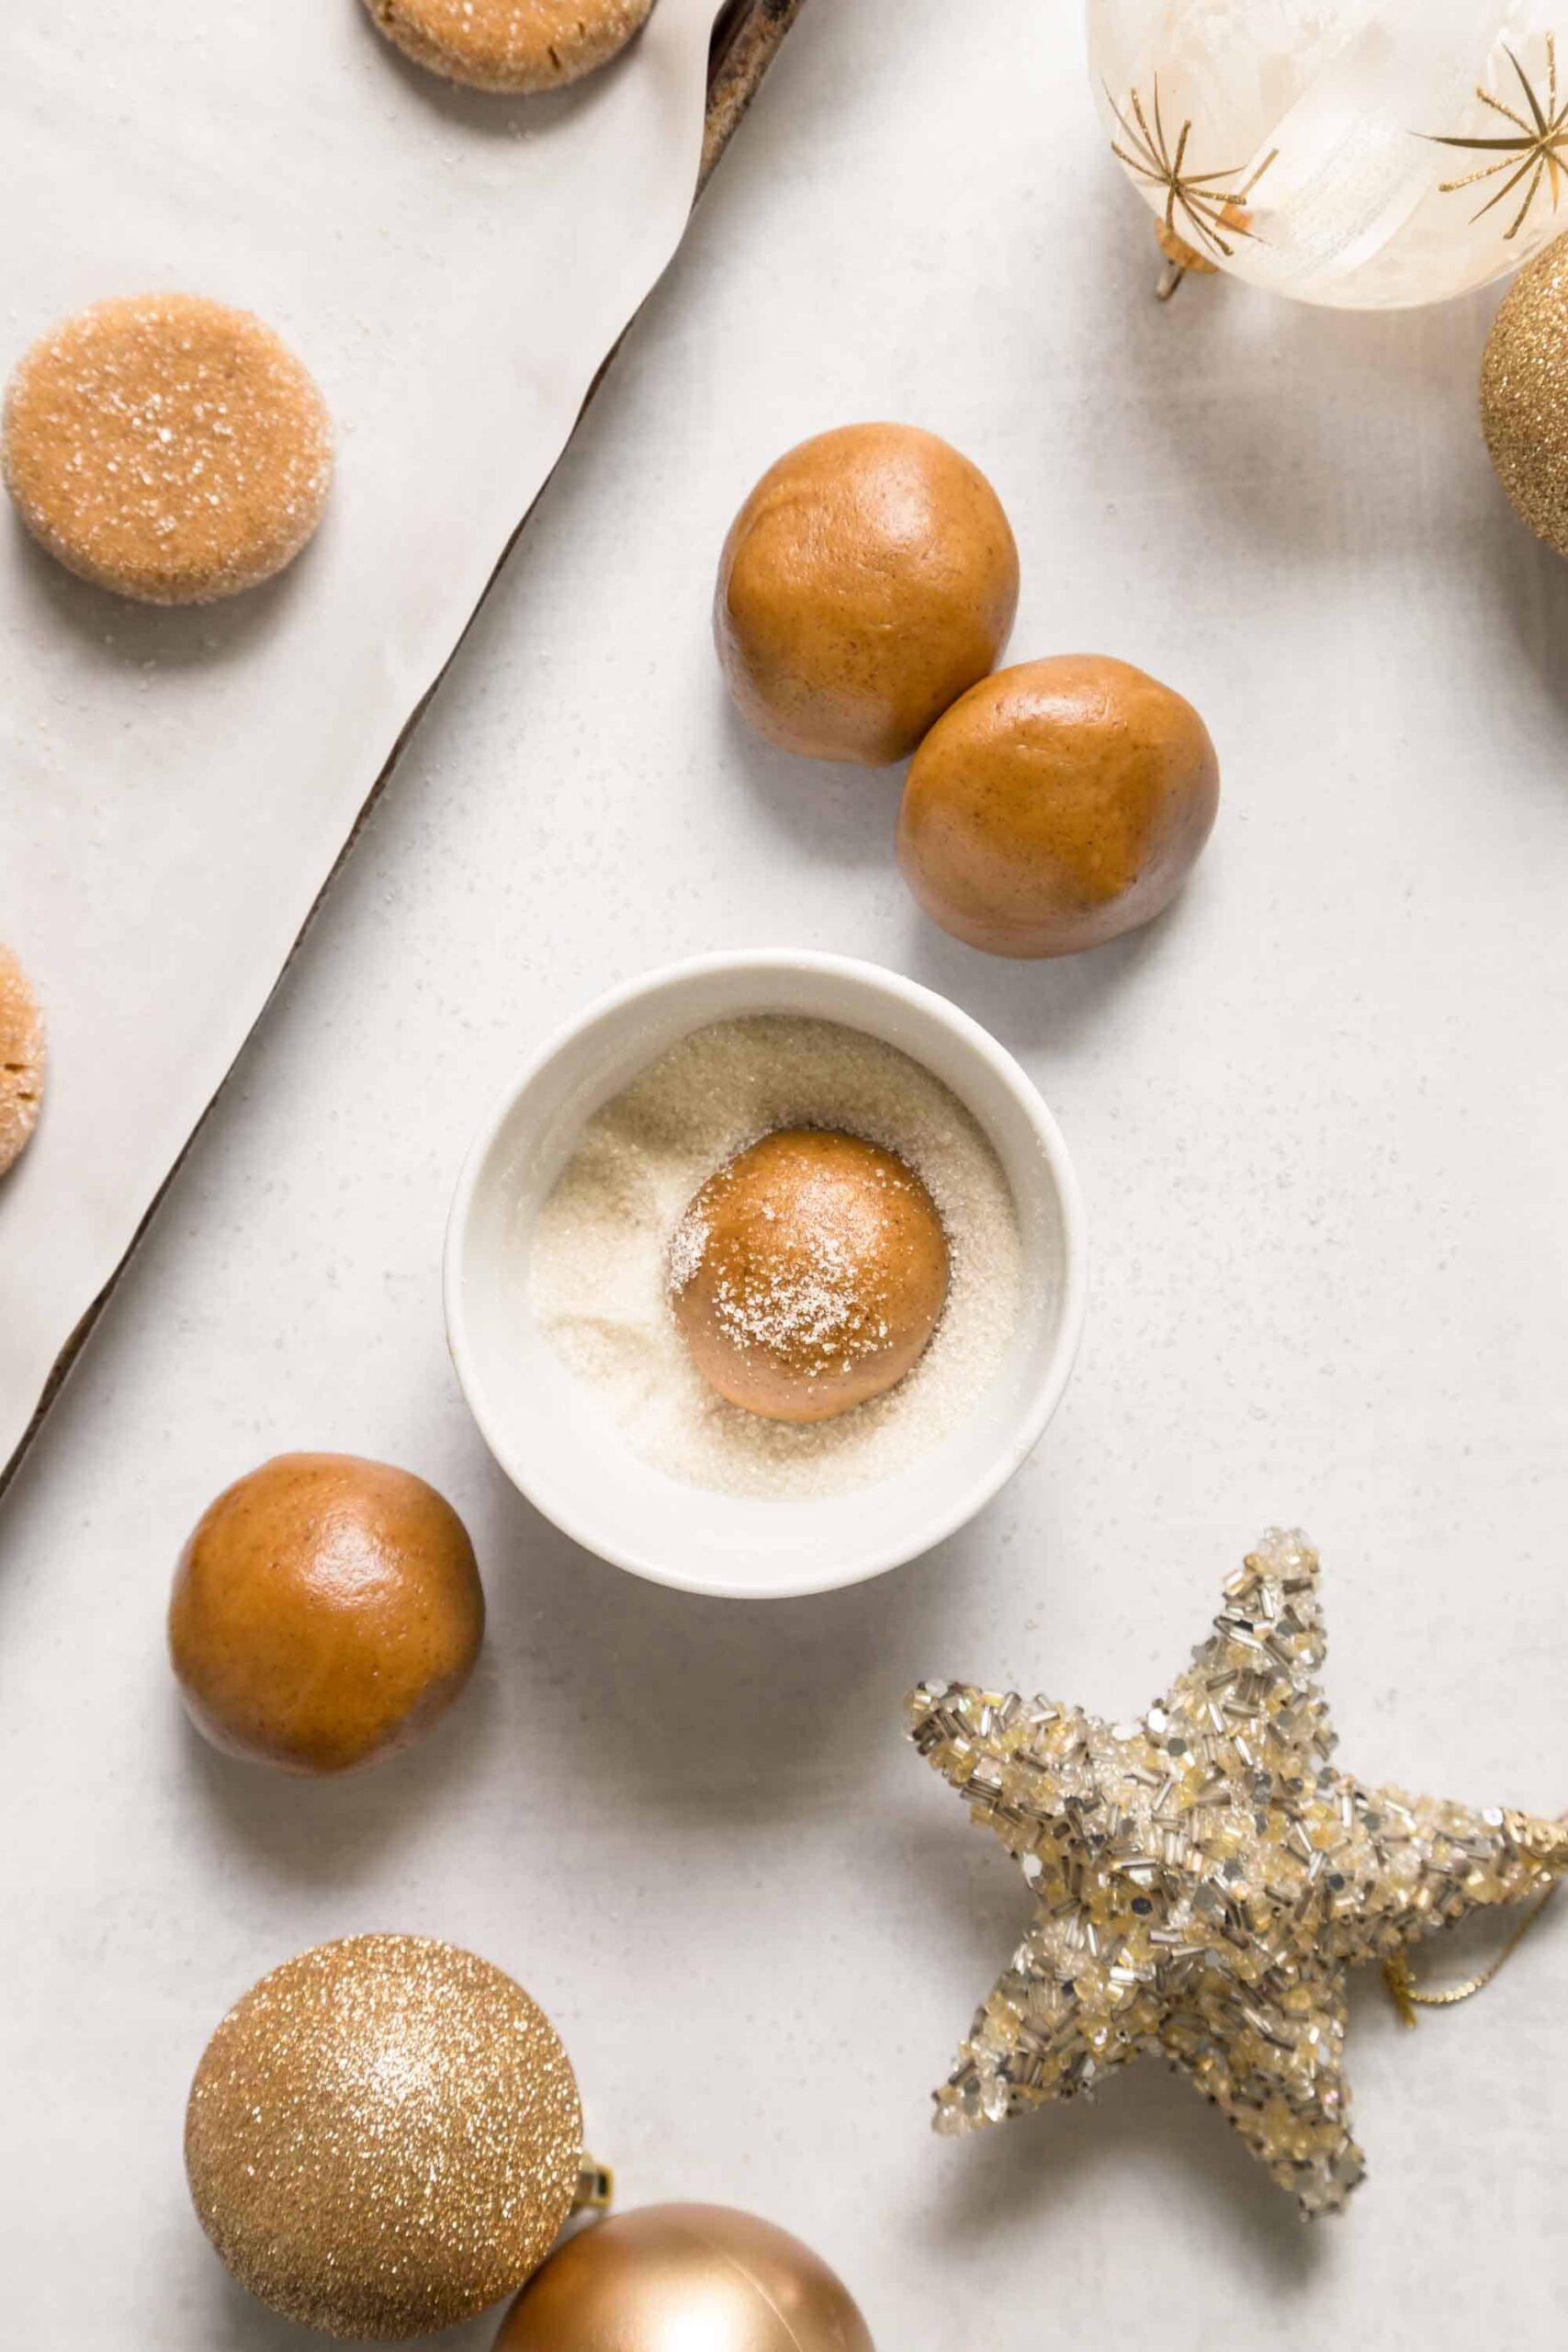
[897,653,1220,957]
[362,0,656,93]
[668,1127,950,1424]
[3,295,332,605]
[716,424,1020,766]
[0,944,45,1177]
[169,1453,484,1773]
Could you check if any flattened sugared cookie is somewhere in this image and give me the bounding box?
[0,944,45,1176]
[363,0,656,93]
[3,296,332,605]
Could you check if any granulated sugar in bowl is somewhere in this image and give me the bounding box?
[445,952,1085,1598]
[531,1016,1021,1497]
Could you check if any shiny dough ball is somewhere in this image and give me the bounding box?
[715,423,1020,765]
[362,0,656,93]
[495,2203,875,2352]
[668,1127,949,1425]
[2,294,332,605]
[897,653,1220,957]
[186,1934,583,2341]
[0,944,45,1177]
[1481,231,1568,560]
[168,1452,484,1774]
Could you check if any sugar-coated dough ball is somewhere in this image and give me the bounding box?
[897,653,1220,957]
[669,1127,950,1424]
[0,944,45,1176]
[716,423,1020,766]
[169,1453,484,1773]
[3,295,332,605]
[363,0,656,92]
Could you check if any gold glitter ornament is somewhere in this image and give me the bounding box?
[494,2204,876,2352]
[908,1531,1567,2217]
[1482,229,1568,558]
[186,1934,588,2339]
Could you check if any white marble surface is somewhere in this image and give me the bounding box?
[2,2,1566,2345]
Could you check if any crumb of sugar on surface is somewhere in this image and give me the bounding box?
[528,1016,1027,1499]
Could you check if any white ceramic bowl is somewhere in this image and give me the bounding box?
[444,951,1086,1599]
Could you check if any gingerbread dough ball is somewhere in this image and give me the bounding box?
[3,295,332,605]
[0,944,46,1177]
[716,424,1020,766]
[169,1453,484,1773]
[898,653,1220,957]
[363,0,656,92]
[669,1127,950,1424]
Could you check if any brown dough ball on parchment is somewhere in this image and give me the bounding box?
[3,295,332,605]
[897,653,1220,957]
[0,944,46,1176]
[716,423,1020,766]
[669,1126,951,1424]
[169,1452,484,1773]
[363,0,657,93]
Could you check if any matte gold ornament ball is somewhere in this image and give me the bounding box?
[186,1935,584,2340]
[1482,230,1568,559]
[496,2204,875,2352]
[3,294,332,605]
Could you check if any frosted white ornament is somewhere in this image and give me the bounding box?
[1089,2,1568,307]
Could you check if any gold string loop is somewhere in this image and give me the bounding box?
[1383,1884,1559,2029]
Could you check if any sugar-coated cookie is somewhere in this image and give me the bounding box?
[3,295,332,605]
[363,0,656,94]
[0,945,45,1176]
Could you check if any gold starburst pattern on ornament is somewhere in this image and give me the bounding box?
[1106,79,1276,258]
[908,1531,1566,2218]
[1427,37,1568,240]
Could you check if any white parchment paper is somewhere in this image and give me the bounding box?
[0,0,721,1473]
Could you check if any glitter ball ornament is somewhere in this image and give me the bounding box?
[908,1530,1567,2216]
[186,1935,587,2339]
[1482,227,1568,555]
[495,2204,875,2352]
[1089,6,1568,307]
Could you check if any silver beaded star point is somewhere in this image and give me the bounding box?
[908,1530,1565,2216]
